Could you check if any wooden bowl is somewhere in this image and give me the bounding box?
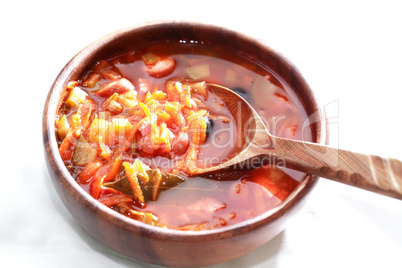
[43,21,328,267]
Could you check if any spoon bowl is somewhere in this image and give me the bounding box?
[197,84,402,200]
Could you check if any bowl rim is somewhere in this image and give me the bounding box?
[43,20,327,242]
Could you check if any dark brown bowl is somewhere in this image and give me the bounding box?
[43,21,328,267]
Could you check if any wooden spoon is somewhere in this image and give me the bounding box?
[194,84,402,200]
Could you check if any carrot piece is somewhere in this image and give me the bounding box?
[118,117,148,154]
[103,154,123,183]
[132,159,150,184]
[166,109,185,128]
[123,162,145,203]
[77,159,103,184]
[166,81,180,102]
[118,90,138,108]
[89,154,122,198]
[139,102,151,117]
[157,123,172,154]
[180,86,192,108]
[184,146,199,175]
[58,132,78,161]
[189,81,208,99]
[117,203,159,226]
[80,103,95,131]
[90,174,106,199]
[83,73,101,88]
[143,92,153,103]
[94,60,112,73]
[151,90,168,101]
[99,194,133,207]
[101,93,119,110]
[100,69,121,80]
[164,101,180,113]
[155,110,170,123]
[151,169,162,201]
[70,107,83,138]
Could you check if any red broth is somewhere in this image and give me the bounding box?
[56,41,312,230]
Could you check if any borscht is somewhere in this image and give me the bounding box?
[55,41,312,230]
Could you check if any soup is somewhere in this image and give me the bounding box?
[55,41,312,230]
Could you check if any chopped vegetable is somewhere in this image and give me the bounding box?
[141,52,161,65]
[139,102,151,117]
[151,90,168,101]
[111,117,132,134]
[94,60,112,73]
[118,90,138,108]
[186,64,210,80]
[117,203,159,226]
[104,168,185,202]
[150,169,162,201]
[89,155,122,199]
[77,159,103,184]
[123,162,145,203]
[56,114,70,139]
[100,68,121,80]
[65,87,88,107]
[103,154,123,183]
[72,136,98,166]
[83,73,101,88]
[58,132,78,161]
[80,104,95,131]
[70,109,83,138]
[88,118,111,144]
[103,93,123,114]
[95,78,134,98]
[133,159,150,184]
[164,101,180,113]
[99,194,133,207]
[90,174,106,199]
[189,81,208,99]
[180,84,192,108]
[145,57,176,78]
[98,135,112,160]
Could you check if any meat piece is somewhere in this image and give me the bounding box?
[146,57,176,78]
[95,78,134,98]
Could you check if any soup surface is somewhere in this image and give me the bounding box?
[55,41,312,230]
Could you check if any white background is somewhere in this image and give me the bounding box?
[1,0,401,267]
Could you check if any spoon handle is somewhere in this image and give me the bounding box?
[274,137,402,199]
